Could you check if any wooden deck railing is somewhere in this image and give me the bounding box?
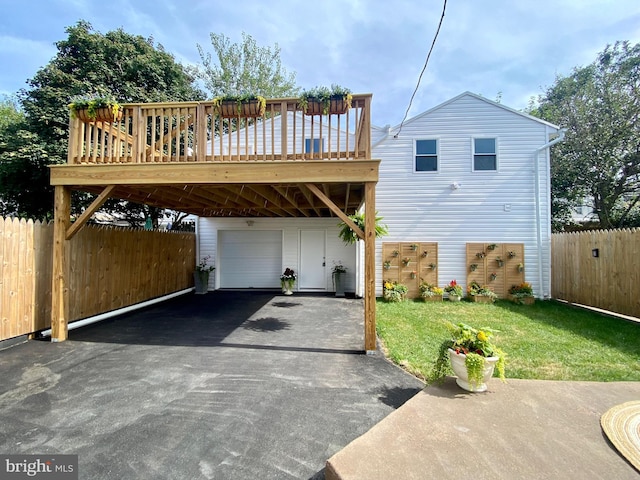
[67,94,372,165]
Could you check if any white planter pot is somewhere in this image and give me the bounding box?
[448,348,499,392]
[447,294,462,302]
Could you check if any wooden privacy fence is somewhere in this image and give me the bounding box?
[1,216,196,341]
[552,229,640,318]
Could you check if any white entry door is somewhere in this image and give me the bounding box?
[299,230,326,290]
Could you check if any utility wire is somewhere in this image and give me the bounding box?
[395,0,448,138]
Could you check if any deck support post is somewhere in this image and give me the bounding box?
[51,185,71,342]
[364,181,376,353]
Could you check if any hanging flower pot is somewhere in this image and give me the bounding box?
[214,95,266,118]
[299,85,352,115]
[69,95,122,123]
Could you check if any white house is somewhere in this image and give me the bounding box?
[197,92,562,298]
[365,92,562,299]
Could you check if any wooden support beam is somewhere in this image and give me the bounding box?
[305,183,364,240]
[50,160,381,186]
[298,185,322,216]
[66,185,115,240]
[364,181,376,353]
[52,186,71,342]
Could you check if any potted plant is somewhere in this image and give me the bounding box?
[299,84,352,115]
[508,251,517,258]
[194,255,215,294]
[467,281,497,303]
[410,243,419,251]
[444,280,463,301]
[383,280,408,302]
[487,243,497,251]
[517,263,524,273]
[332,261,347,297]
[421,251,429,258]
[419,282,443,302]
[383,260,391,270]
[469,263,478,272]
[410,270,418,279]
[508,282,535,305]
[337,212,388,245]
[213,93,266,118]
[280,267,297,295]
[489,272,498,281]
[476,251,486,259]
[69,94,122,122]
[402,257,411,267]
[430,322,506,392]
[429,262,437,270]
[496,257,504,267]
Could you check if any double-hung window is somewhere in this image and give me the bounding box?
[305,138,324,154]
[415,139,438,172]
[473,138,497,171]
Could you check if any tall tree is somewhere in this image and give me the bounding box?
[0,96,51,219]
[196,32,298,98]
[2,21,204,220]
[531,41,640,230]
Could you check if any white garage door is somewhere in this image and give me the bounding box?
[218,230,282,288]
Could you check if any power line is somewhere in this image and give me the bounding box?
[395,0,448,138]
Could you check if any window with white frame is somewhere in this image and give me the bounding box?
[305,138,324,154]
[415,139,438,172]
[473,138,497,171]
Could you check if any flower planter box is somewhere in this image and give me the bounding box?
[509,295,535,305]
[76,107,123,123]
[422,295,443,302]
[219,99,265,118]
[303,97,350,116]
[471,295,495,304]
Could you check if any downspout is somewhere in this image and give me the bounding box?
[534,128,566,298]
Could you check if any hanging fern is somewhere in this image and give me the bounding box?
[337,212,388,245]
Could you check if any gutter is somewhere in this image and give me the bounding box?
[40,288,194,338]
[534,128,566,298]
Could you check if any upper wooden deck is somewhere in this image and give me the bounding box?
[52,94,378,218]
[66,94,372,165]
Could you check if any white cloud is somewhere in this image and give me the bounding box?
[1,0,639,125]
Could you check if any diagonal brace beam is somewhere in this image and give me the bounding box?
[66,185,116,240]
[305,183,364,240]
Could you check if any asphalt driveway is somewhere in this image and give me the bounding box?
[0,291,424,479]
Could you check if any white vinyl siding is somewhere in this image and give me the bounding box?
[373,92,558,298]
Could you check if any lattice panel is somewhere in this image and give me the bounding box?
[466,243,525,298]
[382,242,438,299]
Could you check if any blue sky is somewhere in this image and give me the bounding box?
[1,0,639,127]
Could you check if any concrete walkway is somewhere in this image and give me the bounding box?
[326,377,640,479]
[0,292,424,479]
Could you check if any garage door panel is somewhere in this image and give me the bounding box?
[219,231,282,288]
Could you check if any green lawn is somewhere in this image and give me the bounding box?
[376,299,640,383]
